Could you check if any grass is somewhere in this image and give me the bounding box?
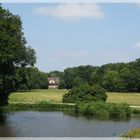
[122,128,140,138]
[5,101,75,111]
[107,92,140,106]
[9,89,67,103]
[9,89,140,106]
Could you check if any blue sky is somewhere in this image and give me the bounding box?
[2,3,140,72]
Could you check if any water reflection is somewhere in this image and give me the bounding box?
[0,113,14,136]
[63,111,131,122]
[0,113,6,125]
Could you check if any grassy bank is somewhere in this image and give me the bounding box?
[122,128,140,138]
[5,101,75,111]
[9,89,140,106]
[7,89,140,117]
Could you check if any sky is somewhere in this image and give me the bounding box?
[2,3,140,72]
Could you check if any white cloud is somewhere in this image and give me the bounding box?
[33,4,104,20]
[133,42,140,48]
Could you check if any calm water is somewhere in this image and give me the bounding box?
[0,111,140,137]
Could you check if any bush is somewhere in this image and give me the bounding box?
[36,101,75,111]
[109,103,131,118]
[63,84,107,103]
[75,102,131,119]
[132,109,140,114]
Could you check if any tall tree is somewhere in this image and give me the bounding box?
[0,5,36,107]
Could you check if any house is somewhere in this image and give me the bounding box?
[48,77,60,88]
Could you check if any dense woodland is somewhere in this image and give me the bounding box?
[50,59,140,92]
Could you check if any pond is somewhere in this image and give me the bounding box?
[0,111,140,137]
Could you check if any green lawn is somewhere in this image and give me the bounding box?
[9,89,140,106]
[9,89,67,103]
[107,92,140,106]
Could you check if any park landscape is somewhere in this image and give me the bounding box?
[1,3,140,138]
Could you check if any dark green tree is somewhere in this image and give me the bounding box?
[0,5,36,107]
[72,76,84,87]
[63,84,107,103]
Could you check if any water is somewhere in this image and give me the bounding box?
[0,111,140,137]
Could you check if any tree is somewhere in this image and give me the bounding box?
[0,6,36,107]
[72,76,84,87]
[102,70,124,92]
[63,84,107,103]
[64,68,76,89]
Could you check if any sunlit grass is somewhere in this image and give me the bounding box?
[9,89,67,103]
[107,92,140,106]
[9,89,140,106]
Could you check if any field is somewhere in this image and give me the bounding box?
[9,89,67,103]
[107,92,140,106]
[9,89,140,106]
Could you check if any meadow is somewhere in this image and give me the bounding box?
[9,89,67,103]
[9,89,140,106]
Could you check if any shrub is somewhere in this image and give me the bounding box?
[109,103,131,118]
[132,109,140,114]
[63,84,107,103]
[75,102,131,119]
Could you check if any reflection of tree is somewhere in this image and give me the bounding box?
[0,113,6,125]
[63,111,131,122]
[0,113,13,136]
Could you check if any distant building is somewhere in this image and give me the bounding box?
[48,77,60,88]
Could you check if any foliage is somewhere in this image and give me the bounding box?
[122,128,140,138]
[0,6,36,107]
[49,58,140,93]
[6,101,75,111]
[36,101,75,111]
[15,67,48,91]
[75,102,131,119]
[132,108,140,114]
[63,84,107,103]
[109,103,131,118]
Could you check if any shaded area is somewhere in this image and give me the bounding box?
[0,113,14,136]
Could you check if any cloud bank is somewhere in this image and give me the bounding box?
[33,4,104,20]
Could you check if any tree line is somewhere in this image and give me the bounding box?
[17,58,140,93]
[50,59,140,92]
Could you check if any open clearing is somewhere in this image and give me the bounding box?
[9,89,67,103]
[107,92,140,106]
[9,89,140,106]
